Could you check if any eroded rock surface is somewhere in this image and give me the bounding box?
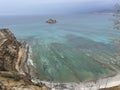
[0,28,21,71]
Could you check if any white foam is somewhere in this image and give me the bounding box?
[26,44,35,67]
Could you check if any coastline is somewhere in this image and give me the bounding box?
[35,73,119,90]
[23,40,120,90]
[28,47,120,90]
[17,41,40,82]
[0,28,120,90]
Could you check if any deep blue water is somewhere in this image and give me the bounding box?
[0,14,119,82]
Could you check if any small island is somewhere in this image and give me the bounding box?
[46,18,57,24]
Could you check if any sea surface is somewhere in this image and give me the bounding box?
[0,13,120,82]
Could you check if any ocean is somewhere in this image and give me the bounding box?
[0,13,119,82]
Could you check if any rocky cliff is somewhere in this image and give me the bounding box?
[0,28,49,90]
[0,28,21,71]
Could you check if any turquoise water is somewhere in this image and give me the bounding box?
[0,14,119,82]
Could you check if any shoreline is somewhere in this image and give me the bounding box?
[26,47,120,90]
[15,32,120,90]
[38,73,120,90]
[18,41,38,80]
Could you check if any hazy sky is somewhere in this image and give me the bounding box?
[0,0,115,15]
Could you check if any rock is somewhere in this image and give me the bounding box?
[46,18,57,24]
[0,28,22,71]
[0,71,50,90]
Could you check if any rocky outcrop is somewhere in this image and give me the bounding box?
[46,18,57,24]
[0,71,49,90]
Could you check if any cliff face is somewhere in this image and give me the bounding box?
[0,29,49,90]
[0,28,21,71]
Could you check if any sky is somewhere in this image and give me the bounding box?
[0,0,116,15]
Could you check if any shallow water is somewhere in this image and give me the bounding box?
[0,14,119,82]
